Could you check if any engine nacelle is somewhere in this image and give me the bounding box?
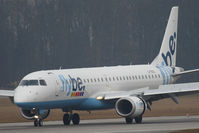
[115,96,146,117]
[20,108,50,120]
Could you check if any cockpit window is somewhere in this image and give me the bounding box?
[39,80,47,86]
[19,80,39,86]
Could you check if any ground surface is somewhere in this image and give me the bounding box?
[171,129,199,133]
[0,116,199,133]
[0,95,199,123]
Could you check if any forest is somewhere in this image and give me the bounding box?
[0,0,199,88]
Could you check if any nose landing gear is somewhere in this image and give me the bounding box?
[34,119,43,127]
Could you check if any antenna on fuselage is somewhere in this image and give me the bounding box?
[59,66,62,70]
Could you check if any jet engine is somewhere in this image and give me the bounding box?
[115,96,146,117]
[20,108,50,120]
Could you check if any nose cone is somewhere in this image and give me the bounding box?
[14,86,34,109]
[14,87,25,104]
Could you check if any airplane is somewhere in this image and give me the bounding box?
[1,6,199,127]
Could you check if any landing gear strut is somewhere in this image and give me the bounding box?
[63,113,80,125]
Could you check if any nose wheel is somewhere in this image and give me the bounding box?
[33,109,44,127]
[34,119,43,127]
[63,113,80,125]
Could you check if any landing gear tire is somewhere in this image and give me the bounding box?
[63,114,71,125]
[125,117,133,124]
[135,116,142,124]
[72,113,80,125]
[34,119,38,127]
[34,119,43,127]
[38,119,43,126]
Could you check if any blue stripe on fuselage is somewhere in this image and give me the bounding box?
[156,66,166,85]
[15,98,114,110]
[58,75,65,92]
[166,67,172,83]
[162,67,169,84]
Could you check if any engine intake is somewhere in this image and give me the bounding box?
[115,96,146,117]
[20,108,50,120]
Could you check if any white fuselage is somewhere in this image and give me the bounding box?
[14,65,175,110]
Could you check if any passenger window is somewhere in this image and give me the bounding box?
[113,77,115,81]
[135,76,137,80]
[132,76,134,80]
[83,79,86,83]
[145,75,148,79]
[142,75,144,79]
[90,79,93,82]
[129,76,131,80]
[116,77,119,81]
[126,76,129,80]
[87,79,89,83]
[98,78,100,82]
[101,78,103,82]
[109,77,111,81]
[123,76,125,80]
[152,75,154,78]
[39,80,47,86]
[94,78,96,82]
[120,77,122,80]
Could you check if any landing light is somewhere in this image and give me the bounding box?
[34,115,39,119]
[96,96,104,100]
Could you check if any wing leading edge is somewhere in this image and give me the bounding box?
[143,82,199,102]
[97,82,199,102]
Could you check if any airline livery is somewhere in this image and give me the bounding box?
[1,6,199,127]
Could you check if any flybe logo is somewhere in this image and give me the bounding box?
[58,75,85,97]
[161,32,176,66]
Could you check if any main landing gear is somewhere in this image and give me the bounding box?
[63,113,80,125]
[125,115,143,124]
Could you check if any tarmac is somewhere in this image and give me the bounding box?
[0,115,199,133]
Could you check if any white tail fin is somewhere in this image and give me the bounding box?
[151,7,178,66]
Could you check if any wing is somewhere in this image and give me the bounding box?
[143,82,199,102]
[96,82,199,103]
[0,90,15,97]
